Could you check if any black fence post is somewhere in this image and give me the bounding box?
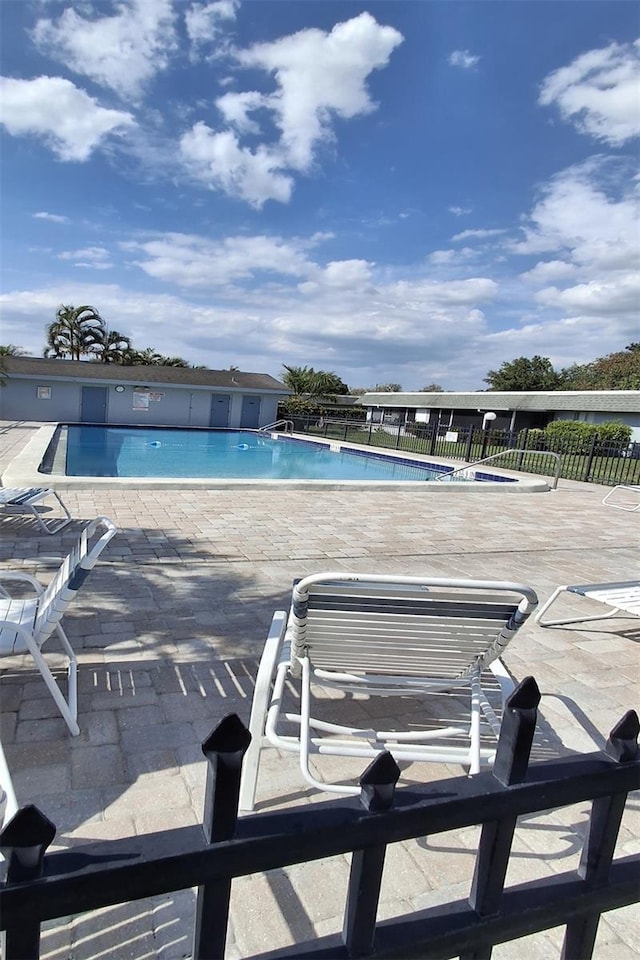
[479,427,490,461]
[429,426,438,456]
[464,425,475,463]
[0,805,56,960]
[463,678,541,960]
[582,434,598,482]
[516,429,527,471]
[342,752,400,958]
[562,710,640,960]
[192,714,252,960]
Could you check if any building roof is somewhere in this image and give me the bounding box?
[360,390,640,413]
[2,356,289,394]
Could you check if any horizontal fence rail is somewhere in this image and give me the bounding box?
[284,417,640,486]
[1,684,639,960]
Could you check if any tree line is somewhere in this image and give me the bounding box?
[1,305,202,368]
[1,303,638,392]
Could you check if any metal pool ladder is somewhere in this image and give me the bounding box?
[257,419,294,434]
[435,449,562,489]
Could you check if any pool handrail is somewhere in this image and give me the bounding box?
[258,419,294,434]
[435,449,561,490]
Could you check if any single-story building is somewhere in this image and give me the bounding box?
[0,357,290,429]
[359,390,640,441]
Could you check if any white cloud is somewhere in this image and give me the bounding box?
[237,12,403,171]
[33,211,69,224]
[539,38,640,145]
[186,0,238,50]
[0,76,134,161]
[125,231,320,286]
[535,275,640,316]
[449,206,472,216]
[512,158,639,271]
[216,90,267,135]
[506,156,639,362]
[180,12,403,205]
[32,0,177,101]
[58,246,113,269]
[428,250,456,265]
[449,50,480,69]
[428,247,478,265]
[180,124,294,206]
[519,260,577,284]
[451,228,506,242]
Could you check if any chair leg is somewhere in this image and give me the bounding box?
[535,586,621,627]
[29,493,72,535]
[22,625,80,736]
[238,611,288,812]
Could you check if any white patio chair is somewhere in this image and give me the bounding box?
[239,572,538,809]
[0,487,72,534]
[602,485,640,512]
[0,516,117,735]
[534,580,640,627]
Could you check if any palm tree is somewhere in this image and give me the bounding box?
[162,356,190,367]
[128,347,191,366]
[129,347,165,365]
[0,344,30,385]
[44,305,105,360]
[92,329,133,364]
[281,364,349,414]
[0,344,29,356]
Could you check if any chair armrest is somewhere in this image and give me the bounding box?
[0,572,45,597]
[83,517,118,569]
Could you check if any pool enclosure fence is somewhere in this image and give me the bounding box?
[289,418,640,486]
[1,681,638,960]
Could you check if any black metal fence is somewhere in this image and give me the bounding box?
[288,417,640,486]
[1,681,639,960]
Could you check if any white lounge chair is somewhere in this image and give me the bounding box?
[0,487,72,534]
[239,573,538,809]
[602,485,640,512]
[0,516,117,735]
[534,580,640,627]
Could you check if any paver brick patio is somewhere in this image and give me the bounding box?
[1,420,638,959]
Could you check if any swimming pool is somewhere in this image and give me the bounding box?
[2,423,549,490]
[61,426,449,481]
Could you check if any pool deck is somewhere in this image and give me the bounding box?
[1,420,638,959]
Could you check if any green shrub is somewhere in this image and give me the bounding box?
[544,419,631,453]
[593,420,632,444]
[523,428,546,450]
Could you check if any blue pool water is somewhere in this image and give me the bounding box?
[63,426,447,481]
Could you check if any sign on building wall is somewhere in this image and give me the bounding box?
[133,387,150,411]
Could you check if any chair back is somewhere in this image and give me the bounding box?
[290,573,538,682]
[33,517,117,645]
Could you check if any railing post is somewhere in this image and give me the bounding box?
[463,678,541,960]
[429,426,438,456]
[562,710,639,960]
[0,805,56,960]
[342,752,400,958]
[192,714,251,960]
[582,434,598,482]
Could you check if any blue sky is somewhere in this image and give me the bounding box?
[1,1,638,389]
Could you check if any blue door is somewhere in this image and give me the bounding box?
[240,395,260,428]
[80,386,107,422]
[210,394,231,427]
